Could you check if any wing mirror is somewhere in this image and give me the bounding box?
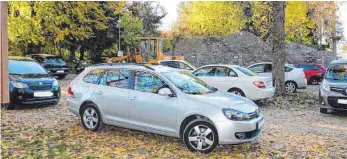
[158,88,175,97]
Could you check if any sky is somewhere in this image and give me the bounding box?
[159,1,347,39]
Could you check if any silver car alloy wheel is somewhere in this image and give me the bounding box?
[188,125,214,151]
[285,82,296,93]
[83,108,98,129]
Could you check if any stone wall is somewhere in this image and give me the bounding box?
[166,32,335,67]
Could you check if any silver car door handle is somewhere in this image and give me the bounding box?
[96,91,103,95]
[130,96,138,101]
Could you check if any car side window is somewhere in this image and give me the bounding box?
[249,64,265,73]
[134,71,165,94]
[179,62,193,70]
[214,67,237,77]
[100,69,130,89]
[83,69,105,84]
[285,66,293,72]
[167,61,179,68]
[313,65,321,70]
[193,67,215,76]
[160,61,168,66]
[264,64,272,72]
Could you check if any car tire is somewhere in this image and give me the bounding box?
[320,108,328,114]
[285,81,297,93]
[81,104,103,132]
[228,88,246,97]
[183,119,218,153]
[309,77,319,85]
[57,75,67,79]
[2,103,15,110]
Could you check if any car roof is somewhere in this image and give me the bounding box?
[87,63,179,73]
[28,54,61,58]
[198,64,240,68]
[249,62,294,67]
[159,60,186,62]
[9,56,34,61]
[329,60,347,64]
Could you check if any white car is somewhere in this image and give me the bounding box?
[192,64,275,101]
[158,60,196,72]
[247,62,307,93]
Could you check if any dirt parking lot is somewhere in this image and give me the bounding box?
[1,74,347,158]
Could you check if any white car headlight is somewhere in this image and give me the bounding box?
[222,108,250,121]
[321,82,330,92]
[52,79,59,87]
[12,81,28,88]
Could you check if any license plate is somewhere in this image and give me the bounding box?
[57,70,64,73]
[256,118,264,129]
[34,92,53,97]
[338,99,347,104]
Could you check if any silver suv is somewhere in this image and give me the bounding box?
[67,64,263,153]
[320,60,347,114]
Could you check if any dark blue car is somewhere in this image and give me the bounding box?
[7,58,61,109]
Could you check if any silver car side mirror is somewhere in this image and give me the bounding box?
[158,88,173,97]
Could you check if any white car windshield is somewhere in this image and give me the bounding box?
[162,71,217,94]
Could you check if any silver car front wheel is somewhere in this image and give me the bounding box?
[183,119,218,153]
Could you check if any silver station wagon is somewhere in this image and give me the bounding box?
[67,64,264,153]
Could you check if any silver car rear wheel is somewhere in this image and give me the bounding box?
[83,108,98,129]
[81,104,103,131]
[285,82,297,93]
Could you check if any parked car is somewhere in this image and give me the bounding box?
[192,65,275,101]
[6,57,61,109]
[295,64,326,85]
[67,64,263,153]
[319,60,347,114]
[248,62,307,93]
[28,54,69,79]
[158,60,196,71]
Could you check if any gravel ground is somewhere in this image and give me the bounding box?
[1,74,347,158]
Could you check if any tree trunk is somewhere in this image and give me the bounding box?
[80,45,85,61]
[69,45,77,63]
[271,2,286,96]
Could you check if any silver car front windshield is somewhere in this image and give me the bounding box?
[325,64,347,80]
[162,71,217,94]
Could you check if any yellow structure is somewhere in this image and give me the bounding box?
[105,37,183,64]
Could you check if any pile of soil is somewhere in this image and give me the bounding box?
[166,31,335,67]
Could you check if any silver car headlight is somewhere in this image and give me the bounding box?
[321,82,330,92]
[52,79,59,87]
[12,81,28,89]
[222,108,250,121]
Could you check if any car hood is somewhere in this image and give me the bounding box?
[324,79,347,88]
[189,91,258,113]
[10,74,55,84]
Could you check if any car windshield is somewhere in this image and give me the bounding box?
[161,71,217,95]
[9,60,48,75]
[236,66,257,76]
[325,63,347,80]
[45,57,66,65]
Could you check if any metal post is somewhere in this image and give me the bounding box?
[0,1,9,104]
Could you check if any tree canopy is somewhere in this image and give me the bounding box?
[174,1,338,47]
[8,1,165,63]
